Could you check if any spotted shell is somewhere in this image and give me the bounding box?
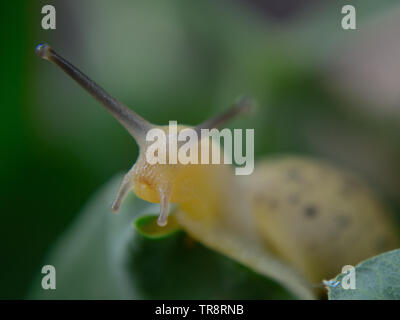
[247,156,399,283]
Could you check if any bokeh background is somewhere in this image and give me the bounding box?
[2,0,400,298]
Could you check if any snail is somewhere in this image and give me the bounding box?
[36,44,399,299]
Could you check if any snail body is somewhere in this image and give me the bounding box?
[36,44,398,298]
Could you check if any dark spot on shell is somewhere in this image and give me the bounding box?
[335,214,351,229]
[304,205,318,218]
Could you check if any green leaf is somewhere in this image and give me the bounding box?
[328,249,400,300]
[29,175,294,299]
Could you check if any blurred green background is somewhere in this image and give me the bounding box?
[2,0,400,298]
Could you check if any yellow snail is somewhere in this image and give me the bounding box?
[36,44,399,299]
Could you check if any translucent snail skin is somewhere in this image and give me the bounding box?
[36,44,399,299]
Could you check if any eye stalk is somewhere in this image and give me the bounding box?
[35,43,153,145]
[194,96,254,134]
